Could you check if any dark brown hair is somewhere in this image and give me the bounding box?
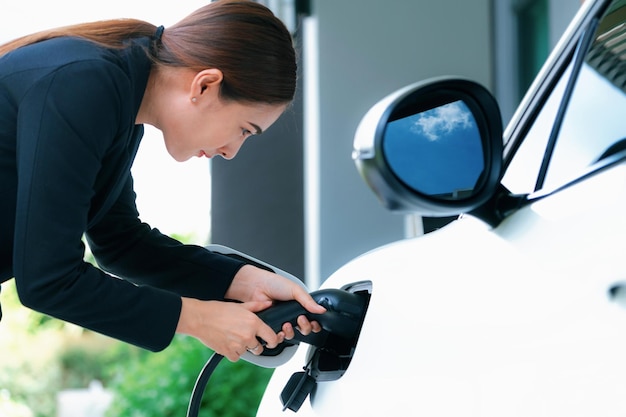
[0,0,296,105]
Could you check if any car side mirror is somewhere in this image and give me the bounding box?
[353,77,504,218]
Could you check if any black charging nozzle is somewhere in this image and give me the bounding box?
[257,288,369,356]
[256,287,370,412]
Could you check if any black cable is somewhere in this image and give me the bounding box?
[186,352,224,417]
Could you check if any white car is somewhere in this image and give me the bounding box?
[248,0,626,415]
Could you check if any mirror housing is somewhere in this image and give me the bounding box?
[353,77,503,218]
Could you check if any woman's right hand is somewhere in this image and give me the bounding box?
[176,297,282,362]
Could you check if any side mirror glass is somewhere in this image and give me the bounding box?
[383,100,484,200]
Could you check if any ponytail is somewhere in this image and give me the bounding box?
[0,19,158,56]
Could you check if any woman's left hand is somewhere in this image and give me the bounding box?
[225,264,326,340]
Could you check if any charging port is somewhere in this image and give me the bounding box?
[308,281,371,381]
[280,281,371,412]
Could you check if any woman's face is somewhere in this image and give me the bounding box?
[162,97,287,162]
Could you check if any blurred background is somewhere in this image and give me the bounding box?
[0,0,582,416]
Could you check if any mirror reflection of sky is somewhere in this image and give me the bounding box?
[383,100,484,196]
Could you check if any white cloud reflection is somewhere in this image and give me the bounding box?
[410,101,473,141]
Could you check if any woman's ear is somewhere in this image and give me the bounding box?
[190,68,223,101]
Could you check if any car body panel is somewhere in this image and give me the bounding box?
[258,162,626,416]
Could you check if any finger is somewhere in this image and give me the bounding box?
[296,315,313,336]
[282,322,296,340]
[256,322,280,349]
[311,320,322,333]
[245,342,264,355]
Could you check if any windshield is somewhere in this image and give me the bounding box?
[502,1,626,195]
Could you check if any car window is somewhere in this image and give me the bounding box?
[502,1,626,195]
[544,63,626,189]
[502,65,570,194]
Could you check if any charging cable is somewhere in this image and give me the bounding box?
[186,352,224,417]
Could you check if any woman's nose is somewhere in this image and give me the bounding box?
[218,139,245,160]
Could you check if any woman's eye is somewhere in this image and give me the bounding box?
[242,128,252,137]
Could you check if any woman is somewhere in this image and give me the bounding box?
[0,0,325,362]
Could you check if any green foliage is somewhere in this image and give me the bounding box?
[0,348,61,417]
[0,280,126,417]
[0,280,64,417]
[58,341,130,390]
[105,336,273,417]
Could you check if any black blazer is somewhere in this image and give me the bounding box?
[0,37,244,351]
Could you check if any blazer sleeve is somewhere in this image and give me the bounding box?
[13,60,181,351]
[85,175,245,301]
